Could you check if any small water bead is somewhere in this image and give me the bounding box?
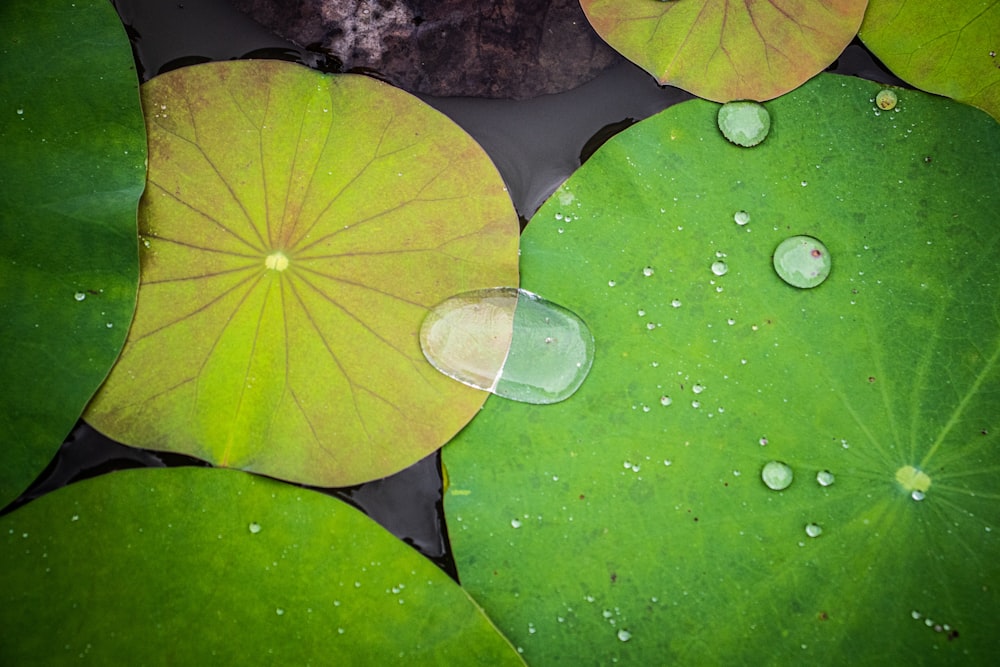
[773,236,832,288]
[692,383,705,394]
[711,260,728,276]
[248,522,261,534]
[420,288,594,404]
[511,519,522,528]
[734,210,750,226]
[804,523,823,538]
[911,490,926,502]
[74,292,86,301]
[717,101,771,147]
[607,280,616,287]
[617,629,632,642]
[671,299,682,308]
[642,266,654,277]
[761,461,793,490]
[875,89,898,110]
[660,395,672,406]
[816,470,835,487]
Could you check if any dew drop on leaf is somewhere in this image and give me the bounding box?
[734,210,750,226]
[761,461,793,490]
[420,288,594,404]
[248,522,261,534]
[717,101,771,147]
[711,260,728,276]
[773,236,831,288]
[73,292,86,302]
[816,470,835,487]
[805,523,823,538]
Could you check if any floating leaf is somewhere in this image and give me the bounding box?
[0,0,146,507]
[444,75,1000,664]
[580,0,867,101]
[0,467,524,664]
[84,60,519,486]
[860,0,1000,122]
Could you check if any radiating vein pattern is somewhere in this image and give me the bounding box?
[85,60,519,486]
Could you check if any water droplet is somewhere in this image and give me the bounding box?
[637,309,646,317]
[816,470,835,487]
[875,89,898,110]
[911,490,926,502]
[758,437,768,446]
[105,322,113,328]
[74,292,86,301]
[276,608,285,616]
[265,251,289,271]
[692,383,705,394]
[773,236,831,288]
[734,210,750,226]
[608,280,616,287]
[717,101,771,147]
[617,629,632,642]
[761,461,793,490]
[248,522,261,534]
[660,395,672,406]
[511,518,522,528]
[642,266,654,277]
[711,260,728,276]
[805,523,823,538]
[420,288,594,404]
[671,299,682,308]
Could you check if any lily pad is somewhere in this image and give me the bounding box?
[860,0,1000,122]
[0,467,524,664]
[84,60,519,487]
[0,0,146,507]
[444,74,1000,664]
[580,0,867,101]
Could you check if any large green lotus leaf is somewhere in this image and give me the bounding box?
[0,0,145,507]
[860,0,1000,122]
[444,74,999,664]
[0,467,524,664]
[84,60,519,486]
[580,0,867,102]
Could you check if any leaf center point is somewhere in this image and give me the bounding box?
[895,465,931,493]
[265,251,289,271]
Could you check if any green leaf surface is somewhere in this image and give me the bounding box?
[580,0,867,102]
[444,74,999,664]
[0,0,145,507]
[860,0,1000,122]
[84,61,519,486]
[0,467,524,665]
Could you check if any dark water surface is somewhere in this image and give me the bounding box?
[5,0,904,577]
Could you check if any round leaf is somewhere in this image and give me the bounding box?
[0,0,146,506]
[444,75,1000,664]
[860,0,1000,122]
[85,60,519,487]
[0,467,524,664]
[580,0,867,101]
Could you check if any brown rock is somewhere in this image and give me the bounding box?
[231,0,620,98]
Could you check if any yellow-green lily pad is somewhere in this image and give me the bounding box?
[581,0,867,101]
[85,60,519,486]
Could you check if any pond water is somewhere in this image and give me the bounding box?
[5,0,906,577]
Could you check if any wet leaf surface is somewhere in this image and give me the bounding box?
[444,74,1000,664]
[85,60,519,487]
[860,0,1000,122]
[581,0,867,101]
[0,467,524,664]
[0,0,146,507]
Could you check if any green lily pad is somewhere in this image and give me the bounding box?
[0,0,146,507]
[860,0,1000,122]
[0,467,524,664]
[444,74,999,664]
[580,0,866,101]
[84,60,519,487]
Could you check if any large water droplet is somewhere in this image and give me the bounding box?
[420,287,594,404]
[711,260,728,276]
[717,101,771,147]
[804,523,823,538]
[773,236,831,288]
[734,210,750,226]
[761,461,793,490]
